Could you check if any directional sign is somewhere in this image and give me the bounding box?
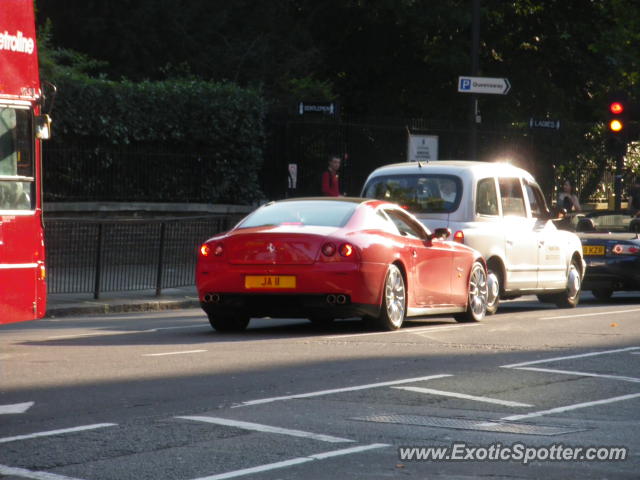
[458,76,511,95]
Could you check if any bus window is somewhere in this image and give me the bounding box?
[0,107,34,210]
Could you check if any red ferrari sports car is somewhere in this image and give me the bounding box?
[196,198,487,331]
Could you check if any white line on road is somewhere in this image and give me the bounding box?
[190,443,389,480]
[495,392,640,423]
[177,416,354,443]
[142,350,207,357]
[540,308,640,320]
[47,332,114,340]
[513,367,640,384]
[152,324,207,331]
[392,386,533,407]
[0,401,34,414]
[501,346,640,369]
[233,374,452,408]
[0,423,116,444]
[325,324,481,339]
[47,324,207,340]
[0,464,87,480]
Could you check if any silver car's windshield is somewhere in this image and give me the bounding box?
[362,174,462,214]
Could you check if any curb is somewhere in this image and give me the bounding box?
[46,298,201,318]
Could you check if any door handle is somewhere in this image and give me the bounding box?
[411,249,417,258]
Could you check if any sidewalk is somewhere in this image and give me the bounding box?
[46,286,200,318]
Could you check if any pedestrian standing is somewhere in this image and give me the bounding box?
[557,179,581,212]
[321,155,341,197]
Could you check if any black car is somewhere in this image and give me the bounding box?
[557,211,640,300]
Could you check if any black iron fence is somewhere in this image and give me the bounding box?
[43,115,611,211]
[44,215,246,298]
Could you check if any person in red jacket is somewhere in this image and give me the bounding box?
[321,155,342,196]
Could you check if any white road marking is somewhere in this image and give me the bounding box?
[501,346,640,369]
[326,324,481,339]
[153,324,206,331]
[0,423,116,444]
[494,392,640,423]
[540,308,640,320]
[0,464,86,480]
[177,416,354,443]
[47,332,114,340]
[233,374,452,407]
[392,386,533,407]
[513,367,640,384]
[47,324,206,340]
[190,444,389,480]
[308,443,390,459]
[0,401,34,414]
[143,350,207,357]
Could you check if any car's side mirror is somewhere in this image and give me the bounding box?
[429,227,451,241]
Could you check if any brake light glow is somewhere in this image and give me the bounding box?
[612,244,640,255]
[453,230,464,243]
[200,244,210,256]
[339,243,355,257]
[322,242,337,257]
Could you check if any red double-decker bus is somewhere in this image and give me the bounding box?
[0,0,52,323]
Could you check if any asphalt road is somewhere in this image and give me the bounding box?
[2,294,639,480]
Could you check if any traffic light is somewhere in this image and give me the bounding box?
[607,96,627,135]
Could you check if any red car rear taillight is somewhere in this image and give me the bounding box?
[322,242,337,257]
[200,242,224,257]
[339,243,355,257]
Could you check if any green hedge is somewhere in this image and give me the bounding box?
[47,76,267,204]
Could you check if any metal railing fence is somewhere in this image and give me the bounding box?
[44,215,245,298]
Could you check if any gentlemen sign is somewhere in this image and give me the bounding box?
[298,102,337,116]
[458,76,511,95]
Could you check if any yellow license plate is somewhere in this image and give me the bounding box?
[244,275,296,289]
[583,245,605,256]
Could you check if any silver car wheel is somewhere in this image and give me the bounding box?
[566,263,581,301]
[468,264,488,319]
[385,265,406,328]
[486,270,499,309]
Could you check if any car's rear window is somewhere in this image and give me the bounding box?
[587,214,632,232]
[237,201,357,228]
[362,174,462,213]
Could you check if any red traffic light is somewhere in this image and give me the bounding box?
[610,102,624,115]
